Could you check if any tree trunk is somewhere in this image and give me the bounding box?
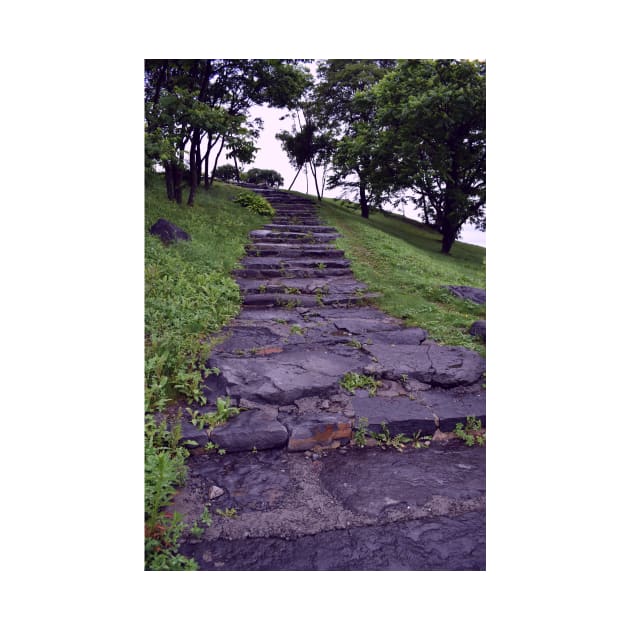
[440,228,457,254]
[195,140,203,186]
[304,164,309,194]
[187,133,198,206]
[233,155,239,181]
[209,136,225,188]
[359,181,370,219]
[164,162,175,200]
[202,135,213,189]
[173,165,183,204]
[309,161,321,200]
[288,167,301,191]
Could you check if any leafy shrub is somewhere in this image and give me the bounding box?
[234,191,276,217]
[144,417,198,570]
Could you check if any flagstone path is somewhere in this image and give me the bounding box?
[173,186,486,570]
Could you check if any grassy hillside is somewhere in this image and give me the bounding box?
[144,174,268,412]
[145,174,272,570]
[316,197,486,354]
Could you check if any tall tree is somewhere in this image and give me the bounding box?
[313,59,396,217]
[374,59,486,253]
[145,59,310,204]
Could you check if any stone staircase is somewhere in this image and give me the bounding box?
[183,186,486,454]
[234,190,378,307]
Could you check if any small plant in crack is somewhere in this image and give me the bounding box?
[370,422,411,452]
[411,430,431,449]
[215,507,238,519]
[353,417,369,448]
[340,372,380,396]
[189,521,204,538]
[346,339,363,350]
[290,324,304,336]
[191,397,240,432]
[204,441,226,455]
[454,416,485,447]
[284,286,301,295]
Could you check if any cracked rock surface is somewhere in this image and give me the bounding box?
[175,443,485,570]
[170,185,486,570]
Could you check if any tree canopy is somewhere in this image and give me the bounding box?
[144,59,310,204]
[144,58,485,254]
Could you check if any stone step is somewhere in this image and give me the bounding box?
[250,232,339,243]
[245,244,344,258]
[236,277,368,295]
[239,257,351,270]
[242,293,379,308]
[234,267,354,279]
[264,224,336,233]
[269,219,321,226]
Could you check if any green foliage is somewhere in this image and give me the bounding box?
[234,191,276,217]
[373,59,486,253]
[289,324,304,335]
[353,417,369,448]
[145,175,267,413]
[145,512,198,571]
[204,441,226,456]
[215,507,238,518]
[200,506,213,527]
[243,167,284,187]
[215,163,240,182]
[370,422,412,452]
[340,372,380,396]
[454,416,485,447]
[190,397,240,431]
[144,417,198,570]
[189,521,204,538]
[411,431,432,449]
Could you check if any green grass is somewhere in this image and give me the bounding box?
[145,173,268,411]
[315,197,486,354]
[144,173,267,570]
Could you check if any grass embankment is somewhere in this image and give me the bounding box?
[144,173,267,570]
[145,174,268,411]
[316,198,486,355]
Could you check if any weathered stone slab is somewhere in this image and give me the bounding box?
[350,396,437,436]
[285,413,353,451]
[426,344,486,387]
[446,285,486,304]
[319,446,485,518]
[364,328,427,346]
[333,318,401,335]
[213,327,282,355]
[368,343,485,387]
[210,409,288,453]
[420,389,486,432]
[215,349,367,404]
[149,218,190,245]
